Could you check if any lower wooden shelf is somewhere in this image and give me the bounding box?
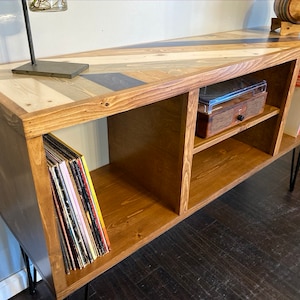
[189,138,272,211]
[189,134,300,213]
[59,164,179,298]
[55,134,300,299]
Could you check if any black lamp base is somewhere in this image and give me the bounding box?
[12,60,89,78]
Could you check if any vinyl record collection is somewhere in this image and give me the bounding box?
[44,134,110,274]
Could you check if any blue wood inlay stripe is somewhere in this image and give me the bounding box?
[82,73,145,91]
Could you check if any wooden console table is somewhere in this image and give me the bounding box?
[1,27,300,299]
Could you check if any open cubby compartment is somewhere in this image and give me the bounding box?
[107,91,196,216]
[189,113,282,211]
[195,60,296,151]
[61,92,195,293]
[11,90,196,299]
[39,96,189,298]
[189,136,273,211]
[60,89,194,295]
[62,163,180,298]
[189,60,298,212]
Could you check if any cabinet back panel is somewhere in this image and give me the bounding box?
[108,94,188,213]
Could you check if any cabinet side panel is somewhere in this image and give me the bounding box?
[0,117,55,294]
[108,95,188,213]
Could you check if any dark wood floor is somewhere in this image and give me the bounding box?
[11,150,300,300]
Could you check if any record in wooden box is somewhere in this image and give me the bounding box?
[196,77,267,138]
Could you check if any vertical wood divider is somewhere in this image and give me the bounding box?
[272,58,300,154]
[178,88,199,215]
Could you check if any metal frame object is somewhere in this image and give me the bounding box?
[21,246,90,299]
[12,0,88,78]
[290,147,300,192]
[20,247,37,295]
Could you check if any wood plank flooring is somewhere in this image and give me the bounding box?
[10,150,300,300]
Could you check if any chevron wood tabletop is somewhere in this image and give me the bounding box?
[1,27,300,139]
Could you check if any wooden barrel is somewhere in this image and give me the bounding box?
[274,0,300,24]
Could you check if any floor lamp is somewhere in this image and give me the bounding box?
[12,0,89,78]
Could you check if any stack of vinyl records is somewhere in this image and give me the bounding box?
[44,134,110,274]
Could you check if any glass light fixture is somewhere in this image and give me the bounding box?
[29,0,68,12]
[12,0,88,78]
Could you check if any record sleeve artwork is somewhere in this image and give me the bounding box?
[44,134,110,274]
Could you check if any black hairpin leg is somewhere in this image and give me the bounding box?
[65,283,89,300]
[84,283,89,299]
[20,246,37,295]
[290,147,300,192]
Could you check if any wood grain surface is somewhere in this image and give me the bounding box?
[2,27,300,299]
[1,27,300,138]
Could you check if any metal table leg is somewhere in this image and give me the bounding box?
[20,246,37,295]
[290,147,300,192]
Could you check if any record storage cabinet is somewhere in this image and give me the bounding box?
[1,29,300,299]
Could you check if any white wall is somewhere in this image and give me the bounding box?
[0,0,275,297]
[1,0,275,64]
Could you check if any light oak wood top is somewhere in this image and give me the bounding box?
[1,27,300,138]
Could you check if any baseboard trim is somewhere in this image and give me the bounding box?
[0,269,41,300]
